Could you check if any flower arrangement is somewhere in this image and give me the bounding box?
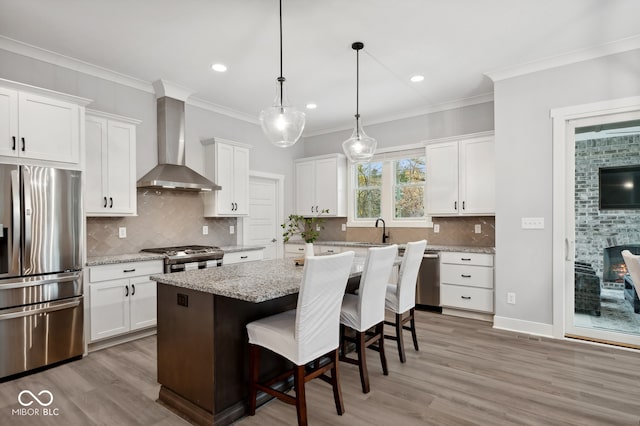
[281,209,329,243]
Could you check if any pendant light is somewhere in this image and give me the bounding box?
[342,42,377,163]
[259,0,305,148]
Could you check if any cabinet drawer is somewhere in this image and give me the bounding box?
[441,284,493,312]
[441,264,493,289]
[285,244,307,255]
[223,250,264,265]
[316,245,341,254]
[440,251,493,266]
[89,260,163,283]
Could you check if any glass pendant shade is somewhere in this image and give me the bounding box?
[260,79,305,147]
[342,117,377,163]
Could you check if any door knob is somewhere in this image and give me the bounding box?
[271,238,277,242]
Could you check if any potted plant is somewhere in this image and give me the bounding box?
[282,209,329,257]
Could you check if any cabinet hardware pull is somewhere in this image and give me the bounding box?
[454,201,457,210]
[131,284,135,296]
[461,274,471,278]
[21,137,25,152]
[298,248,304,251]
[109,197,113,208]
[461,296,471,300]
[311,206,314,213]
[461,258,471,261]
[462,201,466,210]
[240,256,248,259]
[235,202,238,211]
[103,197,107,208]
[125,285,129,297]
[11,136,15,150]
[316,206,319,213]
[327,250,334,253]
[123,268,136,273]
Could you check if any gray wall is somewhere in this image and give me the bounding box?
[303,102,494,156]
[0,48,302,216]
[494,48,640,325]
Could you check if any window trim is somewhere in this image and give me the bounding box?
[347,146,433,228]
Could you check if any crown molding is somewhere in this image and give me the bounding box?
[485,34,640,82]
[187,97,260,125]
[304,92,494,137]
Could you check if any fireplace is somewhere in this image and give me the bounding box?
[603,244,640,285]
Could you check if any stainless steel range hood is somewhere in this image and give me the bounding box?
[137,96,221,191]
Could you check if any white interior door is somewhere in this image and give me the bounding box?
[244,173,283,259]
[563,110,640,347]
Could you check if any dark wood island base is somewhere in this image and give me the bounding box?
[156,283,298,425]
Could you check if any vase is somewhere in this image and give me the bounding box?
[304,242,315,258]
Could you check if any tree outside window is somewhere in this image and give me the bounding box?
[394,157,425,219]
[355,161,382,219]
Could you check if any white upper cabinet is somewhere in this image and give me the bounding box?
[294,153,347,217]
[85,111,139,216]
[0,81,90,166]
[203,138,251,217]
[426,135,495,216]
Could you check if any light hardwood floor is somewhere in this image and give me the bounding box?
[1,311,640,425]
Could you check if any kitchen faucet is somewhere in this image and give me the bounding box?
[375,218,389,244]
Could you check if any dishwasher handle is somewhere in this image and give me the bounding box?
[423,253,439,259]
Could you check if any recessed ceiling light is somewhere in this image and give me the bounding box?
[410,75,424,83]
[211,63,227,72]
[306,103,317,110]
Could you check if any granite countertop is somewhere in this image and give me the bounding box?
[286,240,495,254]
[86,252,166,266]
[151,256,399,303]
[220,245,265,253]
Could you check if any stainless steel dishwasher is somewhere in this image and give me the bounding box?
[416,252,440,309]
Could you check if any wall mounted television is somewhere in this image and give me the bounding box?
[599,165,640,210]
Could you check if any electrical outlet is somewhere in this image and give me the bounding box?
[118,227,126,238]
[316,224,321,231]
[229,225,235,234]
[202,225,208,235]
[341,223,346,232]
[433,224,440,233]
[507,292,516,304]
[474,224,481,234]
[521,217,544,229]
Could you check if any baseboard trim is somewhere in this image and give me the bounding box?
[442,308,493,322]
[492,316,554,338]
[88,327,157,352]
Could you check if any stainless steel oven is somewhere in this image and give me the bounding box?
[141,245,224,273]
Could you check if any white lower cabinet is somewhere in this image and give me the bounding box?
[88,260,163,342]
[223,249,264,265]
[440,252,494,314]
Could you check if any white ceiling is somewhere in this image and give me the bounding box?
[1,0,639,136]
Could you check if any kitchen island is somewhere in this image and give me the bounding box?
[150,257,372,425]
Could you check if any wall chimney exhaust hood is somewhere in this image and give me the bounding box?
[137,80,221,192]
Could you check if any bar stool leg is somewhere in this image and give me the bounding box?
[396,312,406,363]
[330,348,345,415]
[377,323,388,375]
[294,364,307,426]
[356,331,370,393]
[248,344,259,415]
[410,308,419,351]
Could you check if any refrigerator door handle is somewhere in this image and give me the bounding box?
[0,272,81,289]
[22,167,32,265]
[10,169,20,273]
[0,297,82,321]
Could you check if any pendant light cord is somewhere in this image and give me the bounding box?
[356,47,360,121]
[278,0,284,108]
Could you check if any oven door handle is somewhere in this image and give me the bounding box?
[0,297,82,321]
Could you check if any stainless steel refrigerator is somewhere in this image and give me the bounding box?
[0,164,83,379]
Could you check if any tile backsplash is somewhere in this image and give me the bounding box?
[86,189,237,257]
[317,217,495,247]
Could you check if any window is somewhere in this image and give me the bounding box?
[349,148,429,227]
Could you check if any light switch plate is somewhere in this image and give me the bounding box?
[118,227,127,238]
[341,224,346,232]
[433,224,440,233]
[474,224,481,234]
[521,217,544,229]
[229,225,235,234]
[202,225,208,235]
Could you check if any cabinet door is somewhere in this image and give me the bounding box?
[85,116,108,214]
[426,141,459,215]
[459,138,495,215]
[216,142,235,215]
[90,279,130,341]
[0,87,18,158]
[314,157,338,215]
[106,120,136,214]
[18,92,79,163]
[232,146,250,215]
[129,276,157,331]
[295,161,315,215]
